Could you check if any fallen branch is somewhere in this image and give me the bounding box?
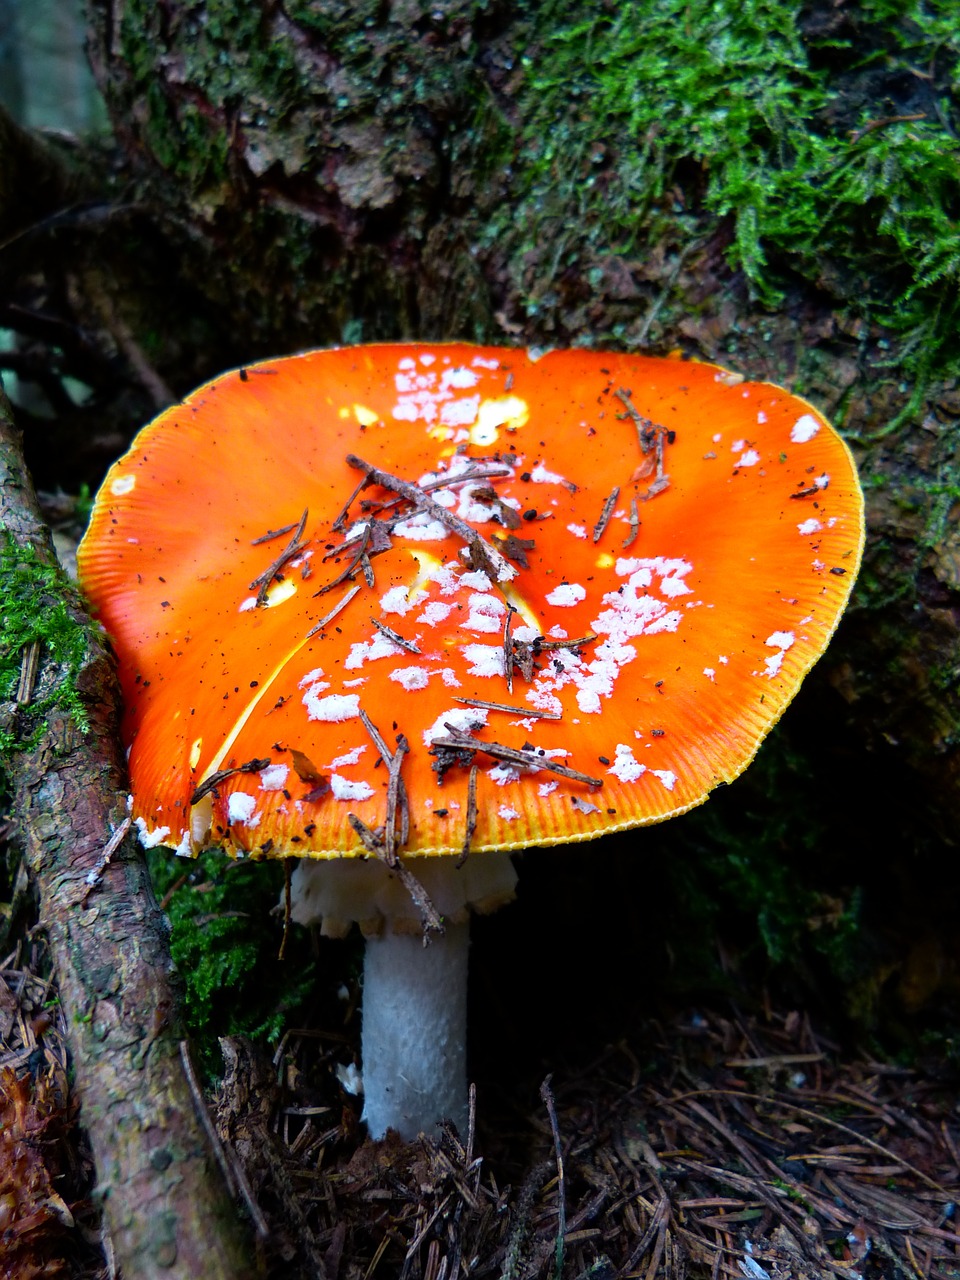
[0,389,255,1278]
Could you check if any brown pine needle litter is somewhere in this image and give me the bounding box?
[218,1009,960,1280]
[0,942,105,1277]
[5,936,960,1279]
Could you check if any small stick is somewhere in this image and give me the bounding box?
[466,1082,477,1166]
[314,522,371,595]
[503,606,515,695]
[371,617,420,654]
[158,871,189,912]
[623,496,640,549]
[640,436,670,500]
[346,454,516,583]
[190,757,272,806]
[179,1041,270,1239]
[452,695,561,720]
[395,757,410,849]
[357,709,411,868]
[536,633,598,651]
[347,811,384,857]
[512,636,535,683]
[614,387,657,451]
[358,707,392,761]
[16,640,40,705]
[592,486,619,544]
[357,713,399,864]
[251,520,298,545]
[365,463,514,517]
[436,726,603,787]
[250,508,309,605]
[331,471,371,533]
[384,735,410,863]
[305,583,361,639]
[347,813,442,935]
[82,816,132,894]
[279,860,293,960]
[615,387,673,499]
[420,463,512,489]
[849,111,926,143]
[459,764,479,867]
[540,1076,566,1280]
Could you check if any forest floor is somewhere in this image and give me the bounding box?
[4,924,960,1280]
[2,2,960,1275]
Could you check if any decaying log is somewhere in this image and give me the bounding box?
[0,388,254,1278]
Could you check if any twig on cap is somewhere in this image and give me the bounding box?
[250,508,309,605]
[371,617,421,654]
[384,734,410,861]
[357,708,412,874]
[459,764,479,867]
[305,583,361,639]
[615,387,673,500]
[358,707,392,762]
[503,606,515,695]
[535,633,598,651]
[623,496,640,549]
[251,520,299,545]
[435,726,603,787]
[365,462,514,518]
[346,453,517,583]
[315,521,371,595]
[615,387,656,450]
[592,486,620,544]
[452,695,561,721]
[190,757,272,806]
[331,471,372,533]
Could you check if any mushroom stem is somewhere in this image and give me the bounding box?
[290,852,518,1140]
[361,921,470,1140]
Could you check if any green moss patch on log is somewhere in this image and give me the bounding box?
[147,849,324,1080]
[0,535,90,756]
[483,0,960,381]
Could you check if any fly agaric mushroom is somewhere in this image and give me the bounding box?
[77,344,863,1139]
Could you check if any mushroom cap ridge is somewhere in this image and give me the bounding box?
[77,344,864,860]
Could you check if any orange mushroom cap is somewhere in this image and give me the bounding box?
[77,344,863,861]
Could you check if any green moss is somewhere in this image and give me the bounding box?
[0,534,89,756]
[148,849,322,1078]
[488,0,960,380]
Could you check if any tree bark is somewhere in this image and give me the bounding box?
[0,388,254,1278]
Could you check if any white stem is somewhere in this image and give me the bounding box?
[361,920,469,1141]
